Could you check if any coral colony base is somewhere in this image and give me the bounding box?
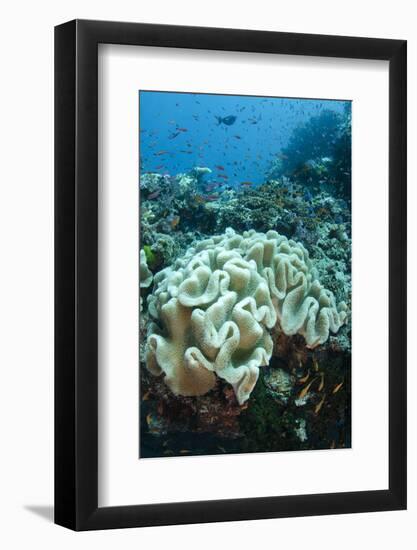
[139,92,351,458]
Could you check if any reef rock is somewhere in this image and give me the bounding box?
[145,228,347,404]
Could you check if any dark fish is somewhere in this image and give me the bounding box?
[215,165,225,171]
[234,135,241,139]
[169,131,180,140]
[215,115,237,126]
[248,115,261,125]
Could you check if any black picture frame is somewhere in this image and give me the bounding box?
[55,19,407,531]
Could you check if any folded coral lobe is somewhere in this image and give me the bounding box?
[145,228,347,404]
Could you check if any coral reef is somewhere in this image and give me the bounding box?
[239,342,351,453]
[145,228,347,404]
[138,95,352,457]
[139,169,351,318]
[140,331,351,457]
[139,168,218,271]
[140,249,153,288]
[266,107,352,201]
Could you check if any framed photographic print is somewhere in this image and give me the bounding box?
[55,20,407,530]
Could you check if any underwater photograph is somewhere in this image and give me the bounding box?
[139,91,351,459]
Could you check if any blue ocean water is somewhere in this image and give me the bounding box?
[139,91,349,188]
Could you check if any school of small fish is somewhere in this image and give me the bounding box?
[139,92,346,193]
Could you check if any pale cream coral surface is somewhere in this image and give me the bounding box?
[140,249,153,288]
[145,229,347,404]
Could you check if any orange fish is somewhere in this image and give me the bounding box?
[203,194,219,201]
[314,394,326,414]
[170,216,180,229]
[194,194,205,204]
[332,382,344,394]
[298,378,317,400]
[318,373,325,392]
[298,371,310,384]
